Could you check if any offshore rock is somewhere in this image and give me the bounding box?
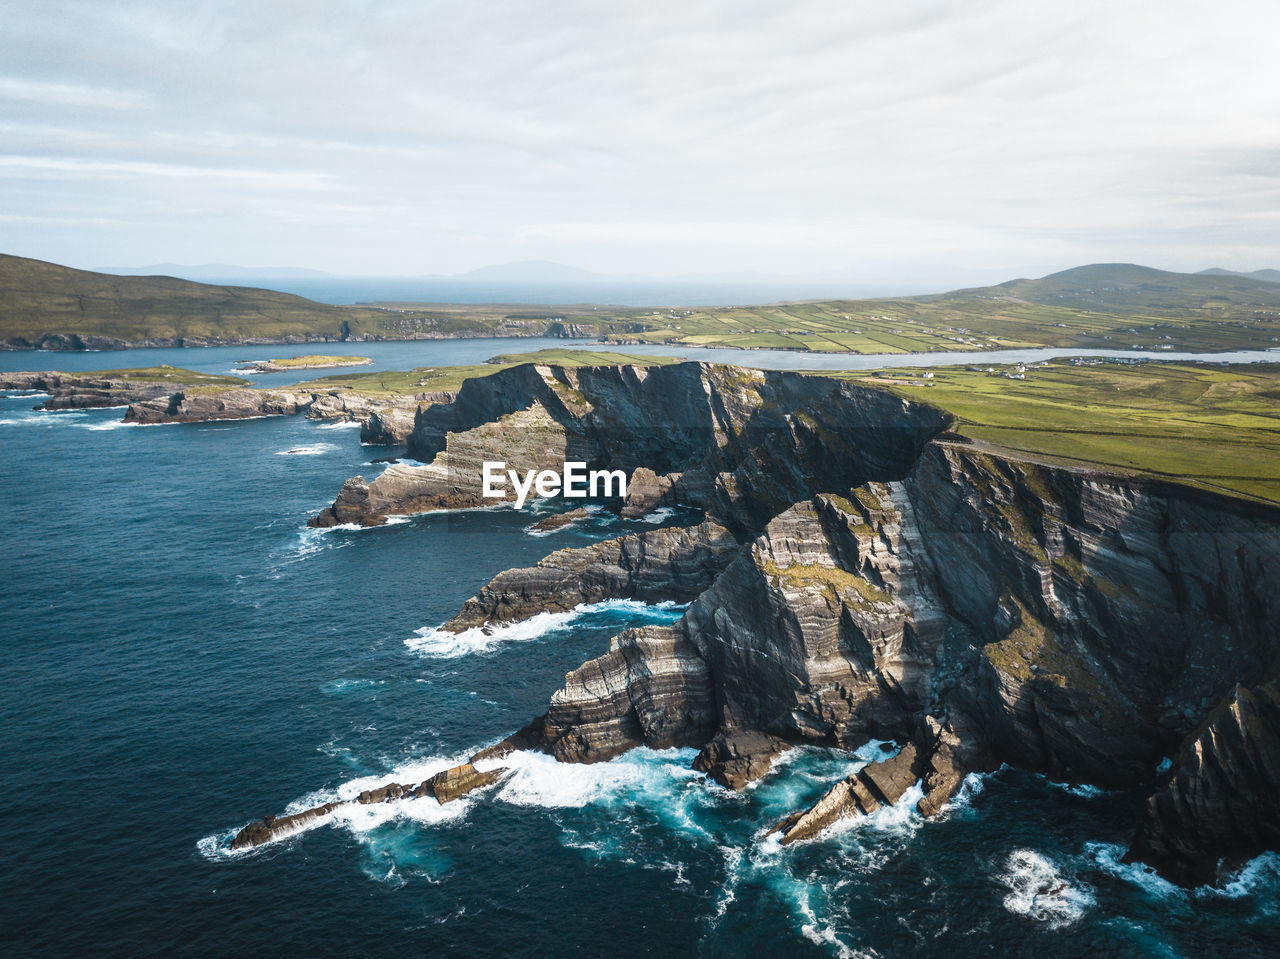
[230,760,510,850]
[529,507,591,533]
[442,520,740,630]
[1124,679,1280,886]
[692,729,791,790]
[425,763,508,803]
[769,744,919,844]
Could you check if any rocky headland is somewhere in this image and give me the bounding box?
[0,369,437,444]
[227,360,1279,887]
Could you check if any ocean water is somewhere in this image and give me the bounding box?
[3,380,1279,957]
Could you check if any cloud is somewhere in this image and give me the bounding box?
[1,0,1278,278]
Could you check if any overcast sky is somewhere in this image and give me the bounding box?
[1,0,1277,284]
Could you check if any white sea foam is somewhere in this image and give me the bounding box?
[1086,841,1182,900]
[275,442,338,456]
[0,409,86,426]
[316,419,363,430]
[998,849,1095,927]
[1208,851,1280,901]
[639,506,677,523]
[309,514,412,534]
[77,419,131,431]
[1042,778,1108,799]
[405,599,684,659]
[200,751,481,858]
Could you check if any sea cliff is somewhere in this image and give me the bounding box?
[241,361,1280,885]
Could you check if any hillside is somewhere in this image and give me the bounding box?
[597,263,1280,353]
[0,254,644,349]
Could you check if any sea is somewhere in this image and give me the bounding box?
[3,339,1279,957]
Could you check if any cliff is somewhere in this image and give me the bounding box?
[251,361,1280,885]
[310,362,949,528]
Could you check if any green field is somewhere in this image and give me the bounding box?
[598,266,1280,354]
[833,361,1280,505]
[84,365,249,388]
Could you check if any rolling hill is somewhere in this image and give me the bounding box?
[5,254,1280,353]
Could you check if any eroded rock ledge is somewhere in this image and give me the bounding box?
[442,519,740,631]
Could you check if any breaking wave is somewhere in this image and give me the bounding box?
[998,849,1095,927]
[276,442,338,456]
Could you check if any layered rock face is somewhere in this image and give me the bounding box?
[311,362,950,528]
[441,520,739,630]
[524,442,1280,883]
[541,625,717,763]
[124,387,422,431]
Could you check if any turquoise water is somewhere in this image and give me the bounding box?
[2,369,1278,956]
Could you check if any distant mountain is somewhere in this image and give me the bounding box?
[101,262,335,281]
[1199,267,1280,284]
[942,262,1280,315]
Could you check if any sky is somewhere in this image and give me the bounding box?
[1,0,1278,286]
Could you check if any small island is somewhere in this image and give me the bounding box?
[238,354,373,373]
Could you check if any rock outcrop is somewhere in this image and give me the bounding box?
[1124,678,1280,886]
[0,369,426,436]
[541,626,717,763]
[517,437,1280,883]
[441,520,740,631]
[230,758,510,850]
[312,362,950,528]
[692,730,791,790]
[768,744,919,844]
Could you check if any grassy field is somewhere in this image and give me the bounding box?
[85,365,249,387]
[599,266,1280,354]
[832,360,1280,505]
[301,349,678,394]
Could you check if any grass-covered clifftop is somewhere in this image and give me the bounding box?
[835,360,1280,505]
